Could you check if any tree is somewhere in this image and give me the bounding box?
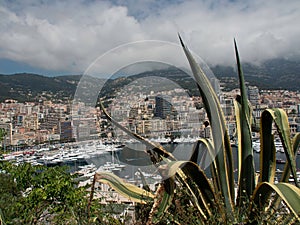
[0,162,88,224]
[0,161,122,224]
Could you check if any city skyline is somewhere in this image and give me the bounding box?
[1,82,299,147]
[0,0,300,76]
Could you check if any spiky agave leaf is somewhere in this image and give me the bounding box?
[179,34,234,214]
[259,112,277,184]
[292,133,300,155]
[249,182,300,222]
[146,159,218,224]
[233,98,256,186]
[234,40,255,201]
[146,178,175,225]
[260,109,298,187]
[267,133,300,219]
[280,133,300,183]
[99,101,175,162]
[94,170,176,225]
[189,139,205,164]
[189,138,215,168]
[93,171,154,204]
[189,138,220,193]
[137,168,151,192]
[162,160,222,221]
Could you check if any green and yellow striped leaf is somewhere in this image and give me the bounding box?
[260,109,298,187]
[251,182,300,221]
[137,169,151,192]
[234,40,255,200]
[260,111,277,184]
[94,171,154,204]
[147,178,175,225]
[281,133,300,183]
[190,139,220,193]
[234,97,255,199]
[268,132,300,216]
[99,102,175,162]
[179,34,234,213]
[161,160,219,220]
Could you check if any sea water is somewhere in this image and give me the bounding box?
[81,143,299,183]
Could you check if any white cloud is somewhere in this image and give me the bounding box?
[0,0,299,74]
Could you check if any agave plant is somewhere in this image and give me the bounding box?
[89,36,300,224]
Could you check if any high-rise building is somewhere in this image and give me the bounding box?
[0,122,12,147]
[59,120,73,142]
[154,95,176,119]
[248,86,260,105]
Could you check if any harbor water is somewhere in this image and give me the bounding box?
[78,143,299,183]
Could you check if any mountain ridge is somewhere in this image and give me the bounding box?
[0,58,299,102]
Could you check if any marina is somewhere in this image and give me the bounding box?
[1,139,300,186]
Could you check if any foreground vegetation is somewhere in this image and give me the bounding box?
[90,36,300,224]
[0,162,85,224]
[0,162,133,224]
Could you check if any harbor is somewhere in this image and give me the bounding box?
[1,139,300,185]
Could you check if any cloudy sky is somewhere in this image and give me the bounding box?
[0,0,299,76]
